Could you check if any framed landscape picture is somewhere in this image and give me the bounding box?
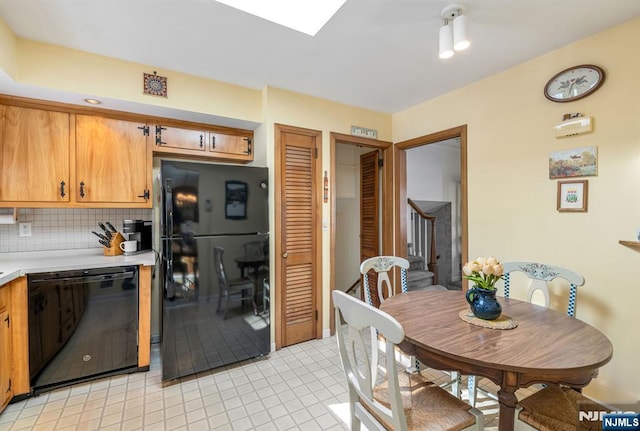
[549,146,598,179]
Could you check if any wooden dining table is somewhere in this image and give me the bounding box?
[379,290,613,431]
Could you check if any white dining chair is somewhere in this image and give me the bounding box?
[360,255,462,397]
[466,261,586,411]
[332,290,484,431]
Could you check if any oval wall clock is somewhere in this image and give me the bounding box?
[544,64,605,103]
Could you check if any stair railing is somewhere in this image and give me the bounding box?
[408,198,439,285]
[344,278,361,299]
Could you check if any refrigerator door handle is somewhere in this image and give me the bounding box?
[165,178,174,237]
[164,178,176,299]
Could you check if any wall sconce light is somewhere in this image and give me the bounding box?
[439,4,469,59]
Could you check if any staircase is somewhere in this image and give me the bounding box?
[407,254,447,292]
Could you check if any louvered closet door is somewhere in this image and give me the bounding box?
[277,125,321,347]
[360,150,381,307]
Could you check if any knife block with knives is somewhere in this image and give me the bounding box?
[103,231,125,256]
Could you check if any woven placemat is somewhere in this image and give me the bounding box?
[458,309,518,330]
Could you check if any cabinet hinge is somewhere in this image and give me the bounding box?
[137,125,150,136]
[315,148,318,159]
[155,125,166,145]
[4,314,8,327]
[244,137,252,155]
[7,378,11,393]
[137,189,150,200]
[315,310,318,320]
[378,158,384,167]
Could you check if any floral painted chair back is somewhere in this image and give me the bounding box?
[360,256,409,308]
[502,261,585,317]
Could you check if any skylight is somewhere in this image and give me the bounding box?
[216,0,347,36]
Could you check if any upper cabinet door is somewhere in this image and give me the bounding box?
[209,132,252,159]
[75,115,151,206]
[154,125,207,152]
[152,125,254,163]
[0,105,70,203]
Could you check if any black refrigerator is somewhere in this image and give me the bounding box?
[160,160,270,382]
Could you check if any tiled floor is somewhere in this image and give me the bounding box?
[0,335,534,431]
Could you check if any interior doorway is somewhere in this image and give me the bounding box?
[394,125,468,291]
[406,138,462,289]
[329,132,393,335]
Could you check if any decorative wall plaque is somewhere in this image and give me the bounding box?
[143,71,167,97]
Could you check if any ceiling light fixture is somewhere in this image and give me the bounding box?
[438,23,454,59]
[439,4,469,59]
[215,0,347,36]
[83,98,102,105]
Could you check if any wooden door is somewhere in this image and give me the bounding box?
[360,150,381,306]
[0,105,70,203]
[275,124,322,348]
[155,125,206,152]
[75,115,150,205]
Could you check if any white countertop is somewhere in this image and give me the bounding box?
[0,248,157,286]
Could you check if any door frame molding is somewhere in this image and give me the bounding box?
[274,123,323,349]
[329,132,393,335]
[394,125,468,290]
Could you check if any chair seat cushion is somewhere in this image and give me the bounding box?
[372,372,477,431]
[518,386,606,431]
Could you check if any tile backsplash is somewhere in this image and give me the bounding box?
[0,208,153,253]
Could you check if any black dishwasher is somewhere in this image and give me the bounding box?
[28,266,139,393]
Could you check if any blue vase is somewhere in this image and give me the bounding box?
[465,286,502,320]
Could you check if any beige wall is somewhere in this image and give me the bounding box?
[5,37,263,124]
[393,17,640,403]
[0,17,17,79]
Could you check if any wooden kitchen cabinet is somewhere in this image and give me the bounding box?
[0,105,71,204]
[209,132,252,160]
[154,124,207,152]
[0,283,12,412]
[75,115,151,207]
[0,95,254,209]
[153,123,254,163]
